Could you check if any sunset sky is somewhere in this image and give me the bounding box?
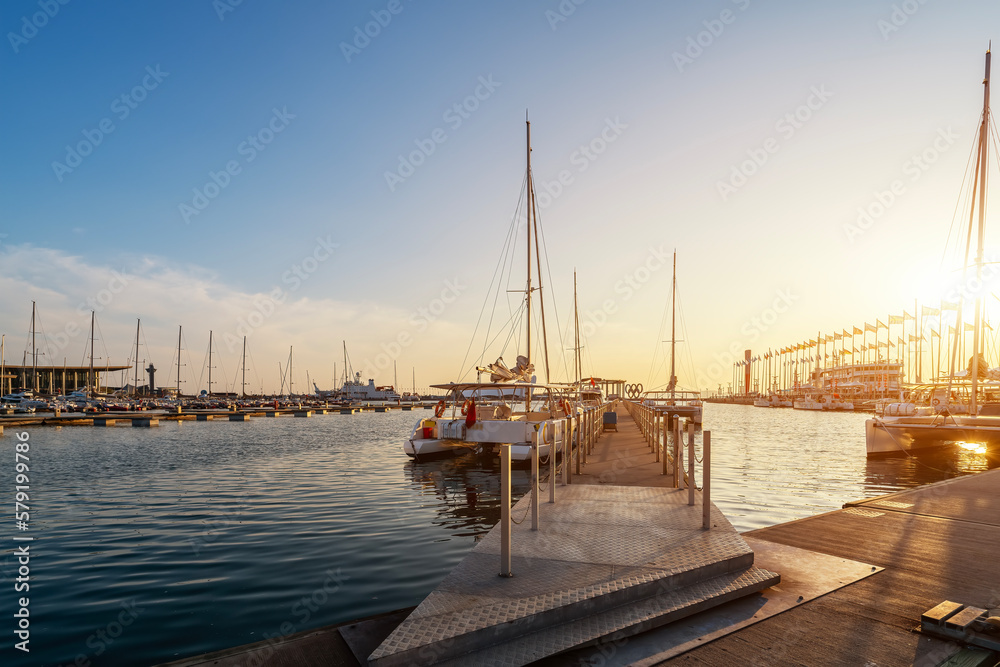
[4,1,1000,394]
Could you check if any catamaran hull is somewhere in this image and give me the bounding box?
[865,417,1000,456]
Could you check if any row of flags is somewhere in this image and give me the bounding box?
[734,305,993,368]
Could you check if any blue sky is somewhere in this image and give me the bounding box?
[3,1,1000,393]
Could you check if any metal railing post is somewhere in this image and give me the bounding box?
[687,422,695,506]
[703,431,711,530]
[531,433,539,530]
[500,443,512,576]
[654,408,660,461]
[673,416,681,489]
[563,416,570,485]
[661,412,668,475]
[549,423,556,503]
[576,412,582,473]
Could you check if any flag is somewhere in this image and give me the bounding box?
[834,332,843,340]
[854,326,864,335]
[889,315,904,325]
[909,334,923,342]
[904,311,914,320]
[930,328,940,337]
[965,322,975,331]
[843,329,851,337]
[865,323,876,333]
[922,305,940,316]
[942,301,960,311]
[877,319,887,329]
[898,336,905,345]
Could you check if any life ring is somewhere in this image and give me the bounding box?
[559,398,572,414]
[932,397,941,407]
[434,400,446,417]
[461,399,473,415]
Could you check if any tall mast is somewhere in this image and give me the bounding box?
[177,325,182,397]
[208,330,213,396]
[670,251,677,396]
[134,319,140,396]
[526,116,532,370]
[89,311,95,396]
[525,115,533,411]
[1,334,5,396]
[971,46,991,414]
[242,336,247,398]
[289,346,293,395]
[31,301,37,393]
[531,164,551,385]
[574,270,581,404]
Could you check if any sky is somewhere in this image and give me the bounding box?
[3,0,1000,395]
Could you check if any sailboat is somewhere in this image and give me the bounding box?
[404,118,572,460]
[640,252,703,424]
[867,47,1000,456]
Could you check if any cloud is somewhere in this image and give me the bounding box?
[0,244,468,393]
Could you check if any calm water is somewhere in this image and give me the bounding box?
[0,404,995,666]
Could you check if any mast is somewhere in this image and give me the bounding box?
[208,330,213,396]
[242,336,247,398]
[669,251,677,396]
[176,325,182,397]
[574,270,581,404]
[134,319,140,396]
[30,301,37,393]
[89,311,95,396]
[289,346,293,396]
[971,46,991,414]
[525,116,533,411]
[1,334,5,396]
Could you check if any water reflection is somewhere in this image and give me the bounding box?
[863,444,999,495]
[404,453,534,538]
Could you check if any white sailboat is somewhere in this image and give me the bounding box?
[405,118,572,460]
[867,47,1000,456]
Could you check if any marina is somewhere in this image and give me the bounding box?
[9,4,1000,666]
[1,403,996,666]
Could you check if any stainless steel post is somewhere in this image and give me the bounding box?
[531,433,539,530]
[549,422,556,503]
[673,417,681,489]
[500,443,512,576]
[654,409,660,461]
[687,422,695,506]
[563,416,570,485]
[703,431,711,530]
[575,412,581,474]
[661,412,668,475]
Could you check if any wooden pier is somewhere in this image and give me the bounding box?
[155,405,1000,666]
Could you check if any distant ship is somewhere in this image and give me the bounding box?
[314,372,401,402]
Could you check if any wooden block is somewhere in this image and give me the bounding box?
[945,606,987,630]
[923,600,964,625]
